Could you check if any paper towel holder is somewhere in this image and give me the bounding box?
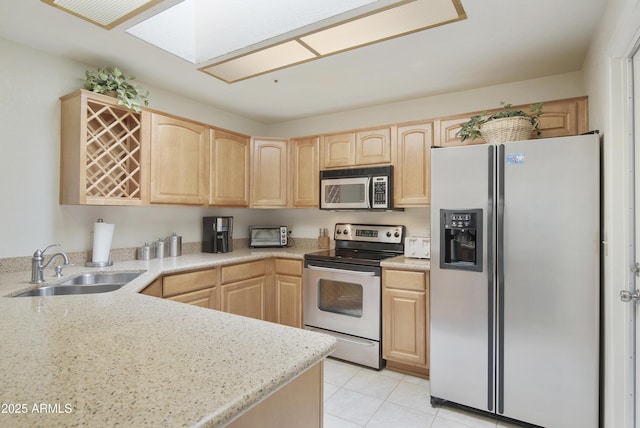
[85,251,113,267]
[85,218,114,267]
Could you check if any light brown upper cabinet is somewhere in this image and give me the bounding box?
[210,130,250,207]
[291,137,320,208]
[394,122,433,207]
[321,132,356,169]
[532,97,589,138]
[321,128,392,169]
[149,112,209,205]
[251,137,289,208]
[356,128,392,165]
[435,96,588,147]
[59,90,148,206]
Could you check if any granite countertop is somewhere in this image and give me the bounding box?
[0,248,335,427]
[381,255,431,271]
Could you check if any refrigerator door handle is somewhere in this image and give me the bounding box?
[496,144,506,414]
[486,145,495,412]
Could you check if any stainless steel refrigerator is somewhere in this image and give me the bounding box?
[429,134,600,427]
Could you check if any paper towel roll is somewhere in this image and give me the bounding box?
[92,221,114,263]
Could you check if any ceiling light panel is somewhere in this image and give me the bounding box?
[201,41,317,83]
[42,0,162,29]
[126,0,381,64]
[301,0,463,55]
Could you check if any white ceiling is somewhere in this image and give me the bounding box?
[0,0,606,124]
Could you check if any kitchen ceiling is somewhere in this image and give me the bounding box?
[0,0,606,124]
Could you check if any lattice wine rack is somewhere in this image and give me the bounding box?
[85,100,141,198]
[60,90,147,205]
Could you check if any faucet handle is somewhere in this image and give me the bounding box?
[34,244,60,257]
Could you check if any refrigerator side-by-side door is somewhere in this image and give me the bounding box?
[430,144,495,412]
[498,135,600,427]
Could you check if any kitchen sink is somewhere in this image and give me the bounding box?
[13,271,143,297]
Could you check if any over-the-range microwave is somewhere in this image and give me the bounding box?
[320,165,394,210]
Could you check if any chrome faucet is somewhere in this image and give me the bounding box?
[31,244,71,284]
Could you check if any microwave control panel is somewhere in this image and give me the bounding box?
[371,176,389,209]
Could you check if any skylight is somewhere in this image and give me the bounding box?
[43,0,466,83]
[126,0,385,64]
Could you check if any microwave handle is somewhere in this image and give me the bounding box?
[366,176,372,209]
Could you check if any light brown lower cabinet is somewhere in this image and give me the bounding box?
[273,259,303,328]
[382,268,429,378]
[221,260,267,321]
[139,258,305,328]
[140,268,217,309]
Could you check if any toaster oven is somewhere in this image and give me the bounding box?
[249,226,288,248]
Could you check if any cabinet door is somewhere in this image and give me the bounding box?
[251,137,288,208]
[150,113,209,204]
[210,130,250,206]
[437,116,487,147]
[382,269,429,369]
[274,274,302,328]
[168,288,216,309]
[395,122,433,207]
[221,277,266,321]
[356,128,391,165]
[383,288,427,366]
[291,137,319,208]
[321,133,355,169]
[533,97,588,139]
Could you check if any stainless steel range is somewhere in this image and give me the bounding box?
[304,223,405,369]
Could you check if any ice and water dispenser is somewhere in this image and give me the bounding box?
[439,209,482,272]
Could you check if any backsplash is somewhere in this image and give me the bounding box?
[0,238,321,274]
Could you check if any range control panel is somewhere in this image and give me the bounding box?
[334,223,405,244]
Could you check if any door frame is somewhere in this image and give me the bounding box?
[603,10,640,427]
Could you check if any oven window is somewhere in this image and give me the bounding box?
[317,279,363,318]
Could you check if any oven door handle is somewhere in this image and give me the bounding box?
[306,264,376,276]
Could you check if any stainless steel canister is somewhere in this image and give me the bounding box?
[137,242,152,260]
[169,232,182,257]
[155,238,167,259]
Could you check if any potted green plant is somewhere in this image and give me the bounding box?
[82,66,149,113]
[456,102,543,144]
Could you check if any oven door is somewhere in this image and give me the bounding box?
[320,176,371,210]
[304,261,380,341]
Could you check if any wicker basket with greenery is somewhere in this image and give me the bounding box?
[457,102,543,144]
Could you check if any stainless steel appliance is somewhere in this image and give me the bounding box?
[304,223,405,369]
[249,225,288,248]
[320,166,394,210]
[430,134,600,427]
[202,216,233,253]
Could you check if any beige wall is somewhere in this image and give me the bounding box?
[0,36,587,259]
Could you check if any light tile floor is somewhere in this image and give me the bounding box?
[323,358,522,428]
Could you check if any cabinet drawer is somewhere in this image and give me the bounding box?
[163,268,218,297]
[384,269,426,291]
[275,258,302,276]
[167,287,214,308]
[221,260,266,284]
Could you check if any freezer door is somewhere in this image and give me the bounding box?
[430,144,496,412]
[498,135,599,427]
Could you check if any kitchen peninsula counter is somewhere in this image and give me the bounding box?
[0,248,335,427]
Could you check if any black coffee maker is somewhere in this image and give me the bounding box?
[202,216,233,253]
